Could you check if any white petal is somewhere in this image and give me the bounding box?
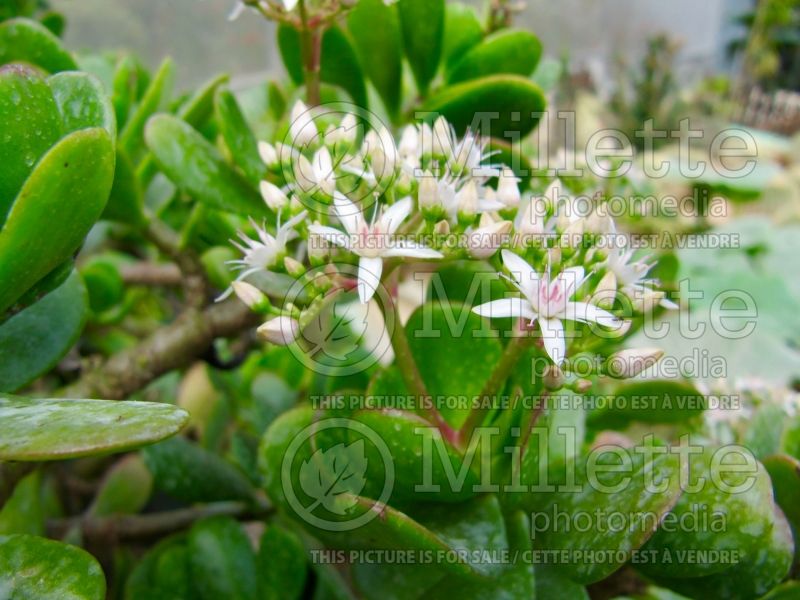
[472,298,535,320]
[283,0,299,11]
[564,302,621,328]
[380,197,413,234]
[308,225,350,249]
[332,192,365,235]
[539,317,566,365]
[227,2,245,21]
[382,242,443,259]
[358,256,383,303]
[556,266,585,300]
[501,249,539,298]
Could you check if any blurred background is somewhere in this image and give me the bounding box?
[52,0,754,92]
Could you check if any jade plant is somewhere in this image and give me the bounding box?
[0,2,798,600]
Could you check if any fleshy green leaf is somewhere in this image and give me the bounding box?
[257,525,308,600]
[640,447,783,579]
[0,17,77,73]
[141,436,256,504]
[589,380,707,427]
[48,71,116,140]
[647,505,793,600]
[119,57,174,158]
[0,64,62,224]
[214,87,265,185]
[442,2,484,71]
[103,147,145,224]
[0,470,44,536]
[422,511,535,599]
[350,408,479,504]
[188,517,258,600]
[763,454,800,562]
[278,24,368,108]
[0,534,105,599]
[397,0,445,95]
[421,75,546,138]
[0,396,189,461]
[448,29,542,84]
[405,302,503,428]
[521,449,685,584]
[347,0,403,116]
[144,114,266,217]
[124,534,193,599]
[0,127,114,315]
[88,454,153,517]
[0,270,87,392]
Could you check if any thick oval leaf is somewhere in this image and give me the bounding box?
[0,396,189,460]
[589,380,707,427]
[278,24,368,108]
[88,454,153,517]
[347,0,403,116]
[119,57,174,158]
[144,114,266,217]
[124,534,193,599]
[188,516,257,600]
[0,127,114,315]
[405,302,503,428]
[214,87,264,185]
[0,64,62,224]
[48,71,116,140]
[103,147,145,224]
[763,453,800,561]
[647,505,794,600]
[442,2,484,71]
[640,447,780,579]
[421,511,535,599]
[351,494,509,598]
[0,534,105,599]
[398,0,444,95]
[0,270,87,392]
[351,408,479,504]
[448,29,542,84]
[421,75,545,138]
[0,18,77,73]
[257,525,308,600]
[141,436,256,504]
[0,470,43,536]
[521,449,686,584]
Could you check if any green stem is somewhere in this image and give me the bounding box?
[298,0,322,106]
[380,275,458,445]
[459,333,532,442]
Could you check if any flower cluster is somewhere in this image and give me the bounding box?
[226,101,675,369]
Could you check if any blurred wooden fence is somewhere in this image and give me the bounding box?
[736,87,800,135]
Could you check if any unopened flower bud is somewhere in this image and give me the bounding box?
[418,171,441,217]
[284,256,305,278]
[593,271,617,309]
[432,116,454,157]
[543,365,566,390]
[466,217,512,259]
[605,348,664,379]
[258,141,278,168]
[260,180,289,212]
[257,316,300,346]
[497,168,521,208]
[289,100,318,148]
[232,281,270,313]
[456,179,479,222]
[433,219,450,235]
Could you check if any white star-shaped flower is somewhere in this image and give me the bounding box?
[472,250,624,365]
[309,193,442,303]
